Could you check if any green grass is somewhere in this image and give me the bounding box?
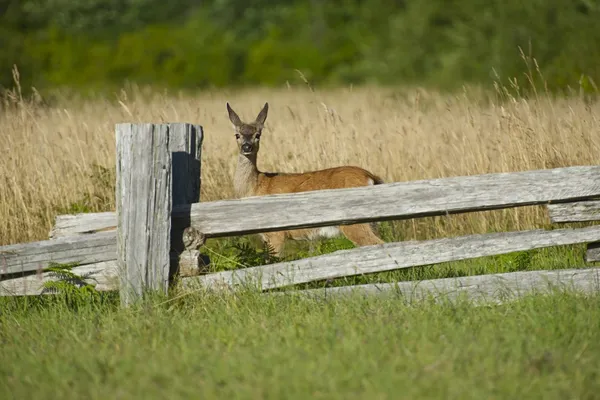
[3,190,599,399]
[1,288,600,399]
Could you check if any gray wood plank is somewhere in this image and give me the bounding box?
[586,242,600,263]
[50,212,117,239]
[0,261,118,296]
[547,200,600,223]
[182,225,600,291]
[266,267,600,305]
[179,165,600,237]
[116,123,173,306]
[49,165,600,238]
[0,231,116,277]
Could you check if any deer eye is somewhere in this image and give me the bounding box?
[235,133,240,139]
[255,133,261,140]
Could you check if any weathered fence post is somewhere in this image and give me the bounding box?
[116,122,203,306]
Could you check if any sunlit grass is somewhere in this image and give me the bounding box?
[1,289,600,399]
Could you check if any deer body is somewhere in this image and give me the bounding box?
[227,102,385,257]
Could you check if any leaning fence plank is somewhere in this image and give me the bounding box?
[266,267,600,305]
[0,262,119,296]
[49,165,600,238]
[182,225,600,291]
[116,123,173,306]
[547,200,600,223]
[0,231,116,277]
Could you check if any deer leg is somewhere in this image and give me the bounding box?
[340,223,384,247]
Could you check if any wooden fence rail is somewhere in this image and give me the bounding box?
[1,122,599,304]
[3,166,600,277]
[268,267,600,305]
[0,232,116,276]
[48,165,600,238]
[547,200,600,223]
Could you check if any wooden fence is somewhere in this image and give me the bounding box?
[2,123,600,305]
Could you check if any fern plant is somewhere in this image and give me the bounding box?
[233,241,282,267]
[41,262,100,298]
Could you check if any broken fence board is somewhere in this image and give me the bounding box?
[50,165,600,239]
[547,200,600,223]
[0,262,118,296]
[183,225,600,291]
[0,231,116,277]
[266,267,600,305]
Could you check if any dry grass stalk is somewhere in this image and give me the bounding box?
[1,82,598,246]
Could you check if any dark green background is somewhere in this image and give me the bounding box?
[1,0,599,93]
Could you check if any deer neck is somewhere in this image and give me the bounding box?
[234,153,260,198]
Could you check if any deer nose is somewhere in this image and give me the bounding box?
[241,143,253,153]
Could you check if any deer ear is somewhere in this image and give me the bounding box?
[227,103,243,127]
[255,102,269,126]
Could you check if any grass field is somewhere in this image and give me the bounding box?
[2,80,600,398]
[2,289,600,399]
[2,78,598,277]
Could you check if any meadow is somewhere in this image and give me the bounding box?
[1,76,599,275]
[1,79,600,398]
[2,290,600,399]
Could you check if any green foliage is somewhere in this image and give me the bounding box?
[3,0,600,93]
[40,262,102,310]
[42,262,98,294]
[232,241,282,267]
[20,0,199,35]
[2,288,600,398]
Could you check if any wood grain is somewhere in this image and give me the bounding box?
[50,165,600,238]
[547,200,600,223]
[177,165,600,236]
[586,242,600,263]
[183,225,600,291]
[116,123,173,305]
[0,262,118,296]
[266,267,600,305]
[0,231,116,277]
[50,212,117,239]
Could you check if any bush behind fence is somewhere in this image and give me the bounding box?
[1,0,600,93]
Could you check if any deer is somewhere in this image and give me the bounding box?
[226,102,385,258]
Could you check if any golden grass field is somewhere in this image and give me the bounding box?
[1,82,599,246]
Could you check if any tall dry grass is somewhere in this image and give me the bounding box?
[1,79,599,246]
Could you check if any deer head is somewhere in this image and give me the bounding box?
[227,102,269,157]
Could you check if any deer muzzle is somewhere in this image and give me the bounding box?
[241,143,253,154]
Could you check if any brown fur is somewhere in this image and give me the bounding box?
[227,102,385,257]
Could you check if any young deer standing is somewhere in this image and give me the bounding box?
[227,102,385,257]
